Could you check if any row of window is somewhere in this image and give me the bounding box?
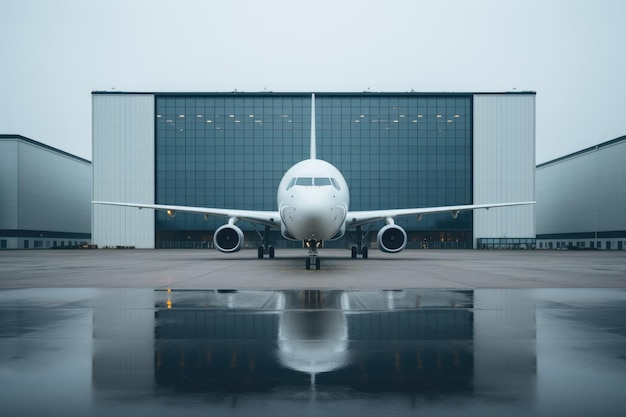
[286,177,341,190]
[158,116,470,127]
[538,241,626,250]
[0,239,82,249]
[156,178,472,190]
[156,95,470,111]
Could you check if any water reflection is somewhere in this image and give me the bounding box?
[91,289,536,402]
[3,288,625,416]
[276,291,349,377]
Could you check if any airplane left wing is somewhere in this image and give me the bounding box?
[346,201,535,228]
[92,201,281,228]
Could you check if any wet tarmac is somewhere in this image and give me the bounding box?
[1,249,625,289]
[1,287,625,416]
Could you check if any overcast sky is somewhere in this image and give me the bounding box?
[1,0,625,163]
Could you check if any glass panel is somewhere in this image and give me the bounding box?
[155,94,473,242]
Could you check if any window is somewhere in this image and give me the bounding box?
[288,177,338,189]
[314,177,332,186]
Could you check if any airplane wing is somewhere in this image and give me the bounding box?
[92,201,281,228]
[346,201,535,228]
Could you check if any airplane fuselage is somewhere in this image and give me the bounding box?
[277,159,349,243]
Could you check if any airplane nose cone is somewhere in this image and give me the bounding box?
[280,205,345,241]
[303,214,319,228]
[280,187,347,241]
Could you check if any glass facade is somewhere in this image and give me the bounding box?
[154,93,473,248]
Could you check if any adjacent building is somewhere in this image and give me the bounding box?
[536,135,626,250]
[92,91,536,250]
[0,135,92,249]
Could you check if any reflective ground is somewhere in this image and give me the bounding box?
[1,288,625,416]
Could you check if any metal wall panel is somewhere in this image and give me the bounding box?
[0,141,18,229]
[537,139,626,235]
[92,94,155,248]
[472,95,536,247]
[17,141,91,233]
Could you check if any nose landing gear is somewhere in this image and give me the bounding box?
[305,239,322,270]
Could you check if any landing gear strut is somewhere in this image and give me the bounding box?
[305,239,321,270]
[351,225,369,259]
[256,225,275,259]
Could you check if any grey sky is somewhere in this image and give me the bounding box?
[1,0,625,163]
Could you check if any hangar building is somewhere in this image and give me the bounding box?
[92,92,536,250]
[536,135,626,250]
[0,135,92,249]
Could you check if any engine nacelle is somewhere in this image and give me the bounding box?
[377,224,407,253]
[214,224,244,252]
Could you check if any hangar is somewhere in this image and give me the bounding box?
[0,135,91,249]
[92,92,536,250]
[536,135,626,250]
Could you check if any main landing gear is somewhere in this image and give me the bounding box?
[351,225,369,259]
[351,245,368,259]
[305,239,321,270]
[258,245,275,259]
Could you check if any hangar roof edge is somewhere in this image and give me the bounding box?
[537,135,626,168]
[0,134,91,165]
[91,90,536,96]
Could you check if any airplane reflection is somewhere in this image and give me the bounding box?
[276,291,350,377]
[92,289,536,399]
[148,289,478,393]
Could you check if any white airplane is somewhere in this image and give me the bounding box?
[94,94,534,269]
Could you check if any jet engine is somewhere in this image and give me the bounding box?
[214,224,244,252]
[377,224,407,253]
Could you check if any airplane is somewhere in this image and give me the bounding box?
[93,94,534,270]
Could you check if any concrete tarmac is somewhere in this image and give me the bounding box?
[2,249,626,417]
[1,248,624,289]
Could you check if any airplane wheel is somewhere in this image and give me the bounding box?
[362,246,368,259]
[257,246,264,259]
[269,246,275,259]
[351,247,357,259]
[315,257,321,270]
[306,257,311,270]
